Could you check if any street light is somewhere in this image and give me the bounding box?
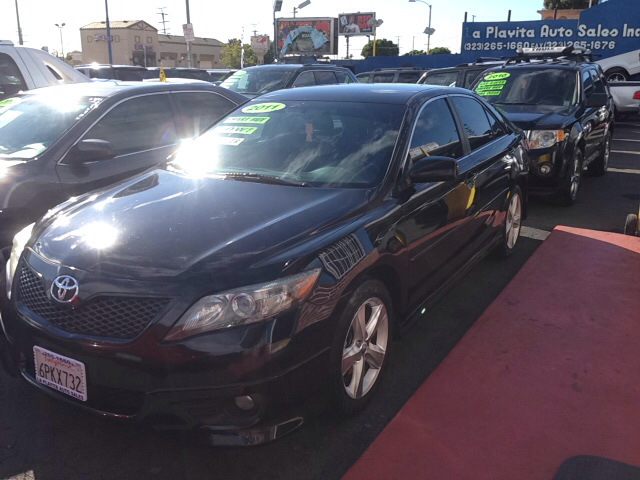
[409,0,434,54]
[367,17,384,56]
[293,0,310,17]
[273,0,283,60]
[54,23,65,59]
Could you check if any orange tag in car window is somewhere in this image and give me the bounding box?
[306,123,313,142]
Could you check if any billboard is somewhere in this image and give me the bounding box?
[251,35,270,53]
[276,18,338,55]
[338,13,376,36]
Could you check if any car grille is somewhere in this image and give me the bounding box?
[17,265,171,340]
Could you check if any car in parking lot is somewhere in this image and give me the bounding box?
[220,64,357,97]
[356,67,428,84]
[473,47,614,204]
[1,40,88,100]
[0,84,528,445]
[418,59,502,88]
[0,81,246,246]
[74,64,155,81]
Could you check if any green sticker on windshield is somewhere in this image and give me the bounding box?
[475,80,506,89]
[216,126,257,135]
[242,102,285,113]
[484,72,510,81]
[217,137,245,146]
[224,116,270,125]
[477,90,502,96]
[0,98,21,108]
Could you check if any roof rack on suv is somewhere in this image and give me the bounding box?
[503,46,593,66]
[372,67,426,72]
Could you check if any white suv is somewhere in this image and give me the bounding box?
[1,40,88,100]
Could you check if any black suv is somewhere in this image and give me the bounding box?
[220,64,357,97]
[357,67,428,84]
[472,47,614,204]
[418,59,503,88]
[75,64,154,81]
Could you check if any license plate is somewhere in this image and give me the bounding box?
[33,346,87,402]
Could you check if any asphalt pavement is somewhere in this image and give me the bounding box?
[0,115,638,480]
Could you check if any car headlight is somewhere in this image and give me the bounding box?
[165,268,322,341]
[526,130,565,149]
[6,223,35,299]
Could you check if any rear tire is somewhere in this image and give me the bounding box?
[558,150,583,206]
[330,279,393,415]
[624,214,638,236]
[605,67,629,82]
[587,131,611,176]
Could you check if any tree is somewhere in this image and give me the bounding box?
[543,0,598,9]
[263,49,274,65]
[404,49,427,56]
[220,39,258,69]
[428,47,451,54]
[361,39,399,58]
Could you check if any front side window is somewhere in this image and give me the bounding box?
[0,53,28,101]
[398,72,423,83]
[335,71,354,84]
[450,96,496,151]
[409,98,463,159]
[314,71,338,85]
[474,68,578,106]
[0,94,102,159]
[170,100,406,188]
[292,71,315,87]
[372,73,395,83]
[81,94,177,156]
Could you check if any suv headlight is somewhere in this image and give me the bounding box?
[165,269,321,341]
[6,223,34,299]
[526,130,565,149]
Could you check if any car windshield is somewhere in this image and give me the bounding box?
[169,100,405,188]
[474,68,578,106]
[221,69,295,95]
[0,94,103,159]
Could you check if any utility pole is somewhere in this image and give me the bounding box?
[185,0,192,67]
[251,24,258,36]
[105,0,113,64]
[157,7,169,35]
[396,36,401,52]
[14,0,23,45]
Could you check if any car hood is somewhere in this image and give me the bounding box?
[32,169,370,280]
[493,104,578,130]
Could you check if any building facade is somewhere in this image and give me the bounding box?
[80,20,226,68]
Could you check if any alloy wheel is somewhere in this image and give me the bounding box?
[570,154,582,199]
[505,192,522,250]
[341,297,389,399]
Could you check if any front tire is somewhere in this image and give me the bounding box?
[495,186,523,258]
[330,279,392,415]
[558,150,583,206]
[605,67,629,82]
[588,131,611,176]
[624,214,638,236]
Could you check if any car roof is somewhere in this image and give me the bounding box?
[242,64,349,72]
[255,83,466,104]
[482,61,585,73]
[16,81,247,103]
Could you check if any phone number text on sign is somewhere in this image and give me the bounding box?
[464,40,617,51]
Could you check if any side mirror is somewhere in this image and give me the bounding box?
[409,156,459,183]
[586,92,608,108]
[66,139,116,164]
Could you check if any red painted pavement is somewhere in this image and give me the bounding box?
[344,226,640,480]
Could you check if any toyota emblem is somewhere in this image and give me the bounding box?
[50,276,79,304]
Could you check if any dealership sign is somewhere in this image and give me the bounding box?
[338,13,376,36]
[460,0,639,61]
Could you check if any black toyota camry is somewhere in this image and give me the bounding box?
[0,84,528,445]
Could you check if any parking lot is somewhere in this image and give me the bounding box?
[0,114,636,479]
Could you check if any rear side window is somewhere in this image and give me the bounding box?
[335,71,354,84]
[372,72,395,83]
[450,96,495,151]
[410,98,463,159]
[315,71,338,85]
[422,71,458,86]
[398,72,423,83]
[0,53,28,100]
[173,91,237,137]
[463,69,485,88]
[582,69,594,98]
[590,69,606,94]
[82,94,178,156]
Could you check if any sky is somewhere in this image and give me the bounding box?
[1,0,546,58]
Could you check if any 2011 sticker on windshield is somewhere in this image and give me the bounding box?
[216,126,258,135]
[241,102,285,113]
[223,116,270,125]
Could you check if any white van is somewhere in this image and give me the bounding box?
[0,40,88,100]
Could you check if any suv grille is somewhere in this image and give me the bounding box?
[17,265,170,340]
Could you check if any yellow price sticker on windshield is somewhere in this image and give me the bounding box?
[242,102,286,113]
[224,116,270,125]
[216,126,257,135]
[484,72,510,81]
